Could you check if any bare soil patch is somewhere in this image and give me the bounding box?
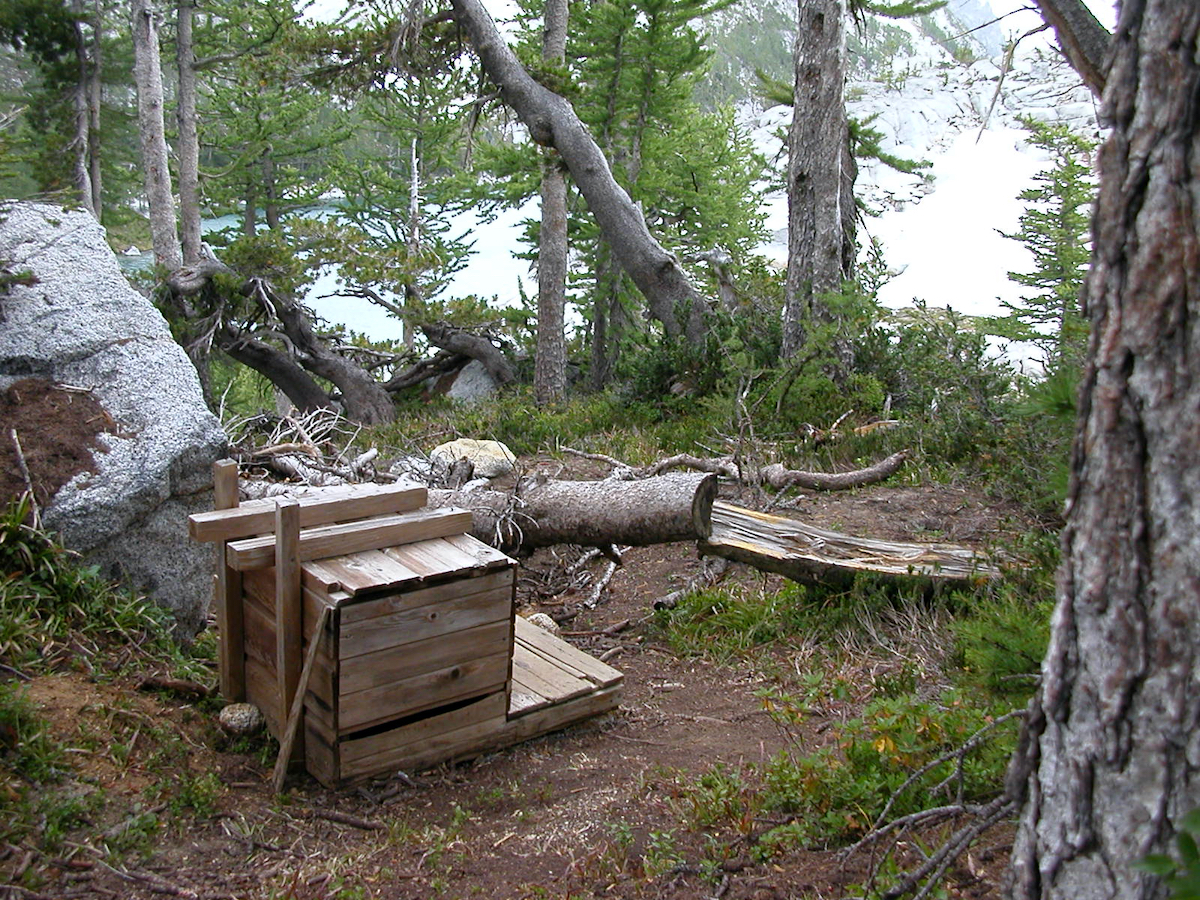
[0,378,114,508]
[2,453,1027,899]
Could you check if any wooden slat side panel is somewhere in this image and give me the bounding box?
[339,621,510,696]
[242,584,337,709]
[339,693,509,778]
[245,656,281,738]
[514,616,623,687]
[216,564,244,701]
[227,508,473,571]
[339,654,510,734]
[347,683,623,780]
[340,569,513,626]
[189,483,429,542]
[304,717,338,788]
[339,587,513,660]
[503,685,622,733]
[338,691,508,770]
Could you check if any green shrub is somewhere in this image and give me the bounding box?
[0,494,210,677]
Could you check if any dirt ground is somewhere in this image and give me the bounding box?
[4,487,1026,900]
[0,388,1028,899]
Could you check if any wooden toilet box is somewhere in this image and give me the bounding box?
[189,464,621,787]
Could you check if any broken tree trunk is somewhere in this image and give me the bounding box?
[699,501,1001,587]
[448,0,711,345]
[569,447,909,491]
[427,472,718,552]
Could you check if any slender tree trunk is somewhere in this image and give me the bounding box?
[263,154,281,229]
[87,0,102,217]
[177,0,202,264]
[1007,5,1200,898]
[244,183,258,236]
[449,0,711,346]
[71,4,95,219]
[131,0,182,270]
[782,0,851,359]
[404,136,420,351]
[534,0,569,405]
[1033,0,1111,97]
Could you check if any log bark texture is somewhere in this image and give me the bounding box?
[448,0,710,345]
[1007,5,1200,898]
[534,0,568,405]
[1033,0,1110,97]
[783,0,854,359]
[427,472,718,551]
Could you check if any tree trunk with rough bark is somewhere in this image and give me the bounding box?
[449,0,711,346]
[87,0,102,217]
[177,0,202,265]
[783,0,853,360]
[534,0,569,406]
[131,0,182,271]
[1007,5,1200,898]
[1033,0,1111,97]
[71,0,95,218]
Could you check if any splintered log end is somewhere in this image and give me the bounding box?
[691,473,718,541]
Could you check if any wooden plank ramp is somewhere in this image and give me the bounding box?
[508,615,622,721]
[700,501,1003,587]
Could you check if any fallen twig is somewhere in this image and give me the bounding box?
[94,859,198,898]
[135,676,214,699]
[653,558,731,610]
[584,558,621,609]
[9,429,40,527]
[301,808,384,831]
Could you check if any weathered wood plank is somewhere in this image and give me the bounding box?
[189,483,429,542]
[343,683,623,781]
[443,533,516,570]
[339,586,513,660]
[275,500,302,750]
[316,549,420,595]
[273,604,331,792]
[699,501,1003,586]
[338,692,508,776]
[339,654,510,733]
[339,620,511,695]
[511,651,592,703]
[513,616,624,688]
[226,507,473,571]
[339,569,514,625]
[212,459,245,701]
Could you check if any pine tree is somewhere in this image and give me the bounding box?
[992,116,1096,371]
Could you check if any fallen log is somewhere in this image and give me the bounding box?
[427,471,718,552]
[699,501,1002,587]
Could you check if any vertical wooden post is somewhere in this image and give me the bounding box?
[274,498,303,763]
[213,459,245,701]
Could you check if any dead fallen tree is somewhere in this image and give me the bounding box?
[700,501,1002,587]
[427,472,718,552]
[563,447,909,491]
